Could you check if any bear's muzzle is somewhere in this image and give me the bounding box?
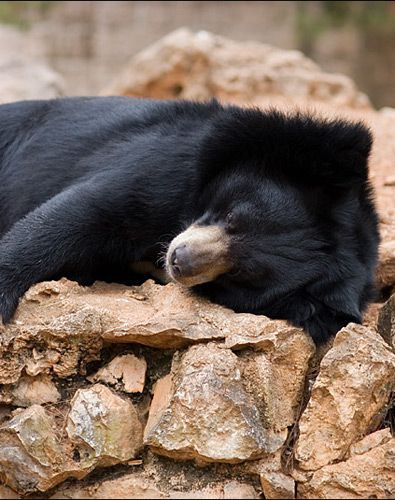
[166,224,232,286]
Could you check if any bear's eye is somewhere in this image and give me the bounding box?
[226,212,234,224]
[225,211,238,231]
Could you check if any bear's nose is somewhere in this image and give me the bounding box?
[170,244,193,276]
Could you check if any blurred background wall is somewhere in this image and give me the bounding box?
[0,0,394,108]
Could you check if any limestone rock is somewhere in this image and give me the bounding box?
[88,354,147,393]
[0,57,64,104]
[260,471,294,500]
[222,481,260,499]
[378,293,395,349]
[243,451,295,499]
[0,25,63,104]
[366,106,395,294]
[0,374,60,407]
[0,405,87,494]
[299,429,395,499]
[102,28,370,110]
[0,385,143,494]
[144,343,287,463]
[378,240,395,289]
[229,328,315,431]
[52,475,165,499]
[0,485,20,499]
[52,473,259,499]
[380,106,395,118]
[0,280,103,384]
[0,278,304,384]
[294,324,395,471]
[66,384,143,468]
[362,302,382,331]
[349,427,392,456]
[0,405,12,426]
[384,175,395,186]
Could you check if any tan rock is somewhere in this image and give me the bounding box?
[52,475,165,499]
[0,26,63,104]
[362,302,382,331]
[243,451,295,499]
[144,343,287,463]
[0,385,143,494]
[0,280,103,384]
[299,429,395,499]
[88,354,147,393]
[0,58,64,105]
[384,175,395,186]
[0,278,304,384]
[295,324,395,471]
[378,240,395,288]
[102,28,370,110]
[0,405,87,494]
[260,471,294,500]
[0,405,12,426]
[364,109,395,294]
[0,374,60,407]
[66,384,143,468]
[52,474,259,499]
[0,485,20,499]
[232,328,315,431]
[222,481,259,499]
[349,427,392,456]
[379,106,395,118]
[378,293,395,349]
[96,280,299,349]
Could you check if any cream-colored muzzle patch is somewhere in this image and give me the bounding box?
[166,224,232,286]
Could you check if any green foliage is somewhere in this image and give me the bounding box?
[296,1,395,49]
[0,1,56,29]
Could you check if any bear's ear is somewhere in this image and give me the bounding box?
[304,119,373,188]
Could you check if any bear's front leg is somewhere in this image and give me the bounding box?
[0,181,126,323]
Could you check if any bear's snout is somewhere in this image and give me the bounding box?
[166,224,232,287]
[170,244,194,277]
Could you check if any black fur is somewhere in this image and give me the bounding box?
[0,97,379,344]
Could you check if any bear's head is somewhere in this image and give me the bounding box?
[165,108,379,343]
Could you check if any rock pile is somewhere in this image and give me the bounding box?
[0,279,394,498]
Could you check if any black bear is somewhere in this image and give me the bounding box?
[0,97,379,344]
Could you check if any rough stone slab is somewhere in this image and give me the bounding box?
[87,354,147,393]
[0,385,143,494]
[0,485,20,499]
[0,405,88,494]
[144,343,287,464]
[378,240,395,288]
[0,280,103,384]
[294,324,395,471]
[242,451,295,499]
[0,374,60,407]
[0,26,64,105]
[66,384,143,468]
[260,471,294,500]
[298,429,395,499]
[52,475,259,499]
[234,328,315,431]
[102,28,370,110]
[0,279,304,384]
